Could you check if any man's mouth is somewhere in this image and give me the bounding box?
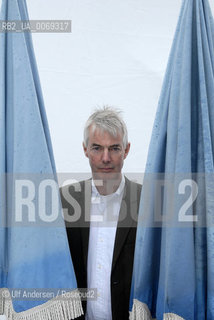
[99,168,114,172]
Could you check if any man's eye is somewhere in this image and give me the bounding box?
[110,146,121,152]
[92,146,101,151]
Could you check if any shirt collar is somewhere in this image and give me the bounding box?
[91,174,125,198]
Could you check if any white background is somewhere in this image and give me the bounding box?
[27,0,214,179]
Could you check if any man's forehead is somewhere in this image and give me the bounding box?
[88,127,123,144]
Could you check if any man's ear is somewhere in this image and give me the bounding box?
[124,142,130,159]
[83,142,89,158]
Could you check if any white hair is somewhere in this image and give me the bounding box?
[83,106,128,147]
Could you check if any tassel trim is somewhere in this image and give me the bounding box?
[129,299,153,319]
[0,288,83,320]
[164,314,184,320]
[129,299,185,320]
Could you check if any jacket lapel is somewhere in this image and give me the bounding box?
[80,180,91,270]
[111,178,138,271]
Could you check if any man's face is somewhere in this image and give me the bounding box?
[83,127,130,182]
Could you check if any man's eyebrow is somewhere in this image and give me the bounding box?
[109,144,121,148]
[91,143,101,147]
[91,143,121,147]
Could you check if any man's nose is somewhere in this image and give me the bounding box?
[102,148,111,162]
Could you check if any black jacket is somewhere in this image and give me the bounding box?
[60,177,142,320]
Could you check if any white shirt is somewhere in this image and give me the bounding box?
[86,176,125,320]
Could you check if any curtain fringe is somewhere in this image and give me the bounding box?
[129,299,185,320]
[0,288,83,320]
[164,314,184,320]
[129,299,153,320]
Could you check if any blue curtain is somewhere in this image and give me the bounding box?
[130,0,214,319]
[0,0,82,319]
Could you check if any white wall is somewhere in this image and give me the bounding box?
[27,0,214,179]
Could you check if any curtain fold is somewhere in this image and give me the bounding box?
[0,0,83,319]
[130,0,214,319]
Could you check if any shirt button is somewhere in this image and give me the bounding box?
[113,280,119,285]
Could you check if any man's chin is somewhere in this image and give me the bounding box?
[93,171,121,182]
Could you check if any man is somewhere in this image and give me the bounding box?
[60,107,142,319]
